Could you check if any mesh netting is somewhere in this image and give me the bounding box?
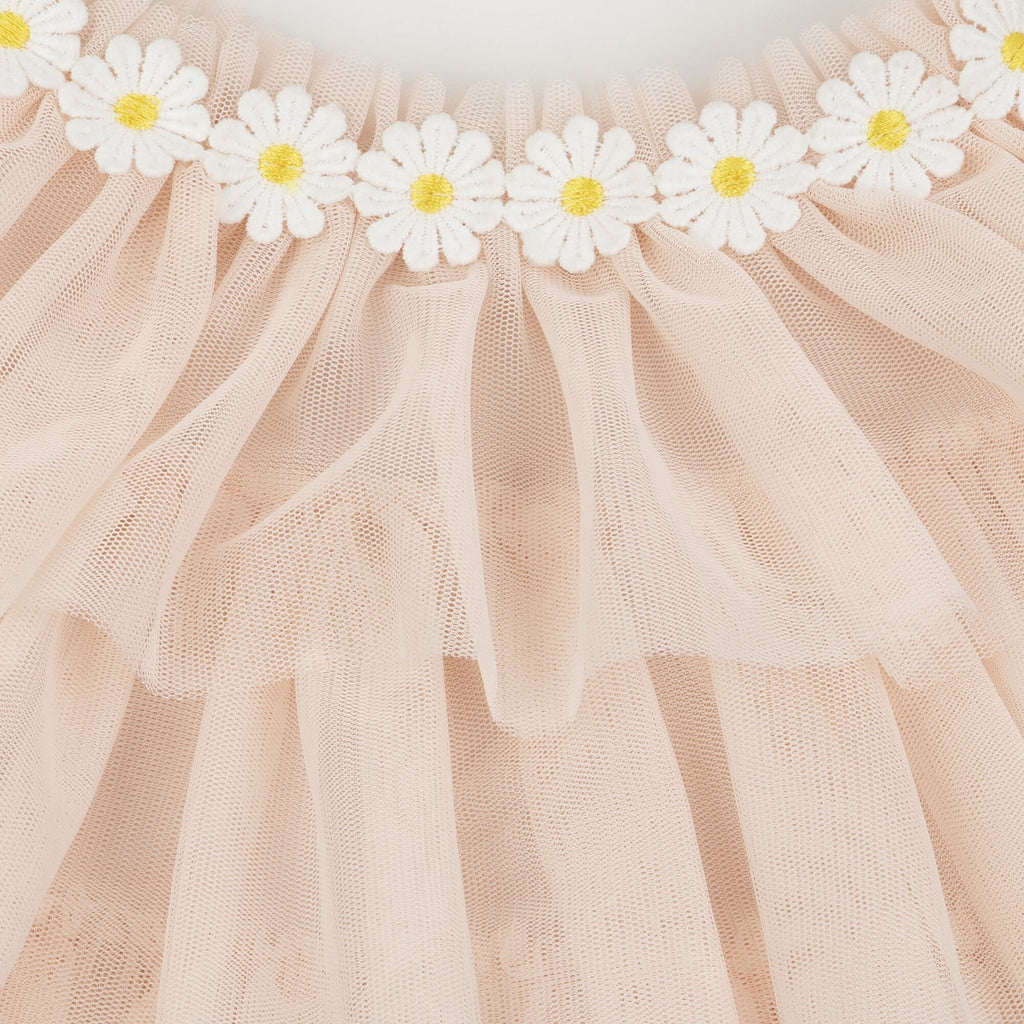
[2,0,1024,1019]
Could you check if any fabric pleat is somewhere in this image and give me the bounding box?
[3,0,1024,1019]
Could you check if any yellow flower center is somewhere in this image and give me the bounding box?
[409,172,454,214]
[1002,31,1024,70]
[0,10,30,49]
[711,155,757,198]
[258,143,304,186]
[113,93,161,131]
[560,176,605,216]
[866,108,911,151]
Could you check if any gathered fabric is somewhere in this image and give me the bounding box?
[2,0,1024,1020]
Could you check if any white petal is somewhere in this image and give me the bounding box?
[602,159,655,200]
[420,111,460,173]
[848,51,889,109]
[355,149,411,192]
[757,160,816,195]
[219,177,262,223]
[727,200,767,255]
[655,156,713,196]
[699,101,739,151]
[601,193,657,223]
[949,23,1001,61]
[747,186,803,232]
[295,103,348,152]
[435,211,481,265]
[523,128,573,181]
[148,124,204,162]
[134,132,175,176]
[736,101,778,157]
[450,158,504,200]
[807,115,867,154]
[301,169,353,205]
[519,211,570,266]
[401,214,440,272]
[912,103,972,140]
[591,125,636,179]
[247,185,285,243]
[58,79,111,119]
[855,151,894,192]
[138,37,181,94]
[69,53,119,102]
[207,118,259,158]
[890,148,933,198]
[504,198,563,232]
[904,74,962,122]
[658,186,716,227]
[961,0,1010,32]
[157,65,208,108]
[443,129,494,182]
[588,208,632,254]
[365,207,415,254]
[0,51,28,97]
[448,196,503,233]
[352,181,407,217]
[274,85,313,144]
[155,102,210,143]
[203,147,254,183]
[959,54,1012,102]
[816,143,872,185]
[94,128,134,174]
[689,202,730,249]
[283,190,325,238]
[904,136,965,177]
[559,216,596,272]
[381,119,426,172]
[104,33,142,91]
[505,163,560,202]
[885,51,925,109]
[64,115,114,150]
[237,88,278,145]
[970,70,1021,117]
[22,35,78,81]
[32,0,87,32]
[816,78,873,121]
[562,115,600,175]
[664,121,720,165]
[753,125,809,169]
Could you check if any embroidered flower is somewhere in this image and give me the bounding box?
[807,50,971,198]
[352,112,504,272]
[504,115,657,273]
[654,101,816,255]
[0,0,86,97]
[58,34,209,177]
[203,86,358,243]
[950,0,1024,119]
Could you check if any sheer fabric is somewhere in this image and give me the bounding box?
[2,0,1024,1020]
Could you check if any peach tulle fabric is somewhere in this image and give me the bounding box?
[3,0,1024,1019]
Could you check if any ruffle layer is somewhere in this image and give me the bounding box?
[3,0,1024,1019]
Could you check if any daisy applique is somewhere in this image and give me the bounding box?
[0,0,86,97]
[950,0,1024,119]
[58,34,210,177]
[203,86,358,243]
[807,50,972,198]
[504,115,657,273]
[352,112,504,272]
[654,100,816,255]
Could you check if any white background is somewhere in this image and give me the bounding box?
[234,0,878,92]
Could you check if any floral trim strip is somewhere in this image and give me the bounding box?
[0,1,1014,267]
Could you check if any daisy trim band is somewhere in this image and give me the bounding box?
[0,0,1015,268]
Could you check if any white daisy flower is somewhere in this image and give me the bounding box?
[654,100,816,255]
[950,0,1024,119]
[202,86,358,244]
[807,50,972,198]
[352,111,504,272]
[504,115,657,273]
[57,34,210,177]
[0,0,87,97]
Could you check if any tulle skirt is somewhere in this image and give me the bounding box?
[2,0,1024,1019]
